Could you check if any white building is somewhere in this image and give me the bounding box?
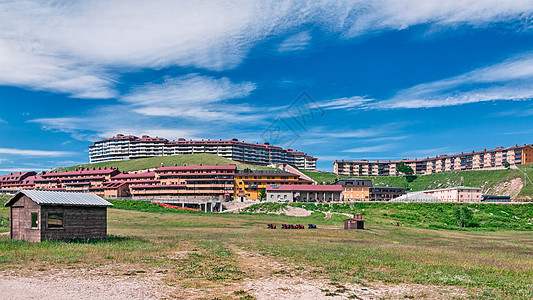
[89,134,317,170]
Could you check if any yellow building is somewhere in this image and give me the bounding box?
[234,169,312,200]
[336,178,373,201]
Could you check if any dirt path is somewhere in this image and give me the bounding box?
[0,246,470,299]
[0,266,173,299]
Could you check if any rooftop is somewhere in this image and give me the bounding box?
[334,143,533,164]
[266,184,343,192]
[5,190,113,207]
[156,164,237,172]
[236,169,295,176]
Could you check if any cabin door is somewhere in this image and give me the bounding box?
[11,207,21,240]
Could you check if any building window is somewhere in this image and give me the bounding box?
[31,212,38,228]
[47,212,64,228]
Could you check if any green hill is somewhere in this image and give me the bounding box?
[239,201,533,231]
[54,153,275,172]
[302,164,533,200]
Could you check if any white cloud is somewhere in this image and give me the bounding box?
[341,144,397,153]
[0,148,75,157]
[344,0,533,37]
[100,129,201,141]
[0,168,41,173]
[371,53,533,109]
[0,1,531,98]
[123,74,257,120]
[278,31,311,52]
[400,147,454,158]
[30,113,202,142]
[318,96,373,110]
[308,122,411,139]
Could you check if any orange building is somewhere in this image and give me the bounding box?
[336,178,373,201]
[130,164,236,200]
[234,169,312,200]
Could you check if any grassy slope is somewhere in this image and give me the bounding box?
[0,204,531,298]
[54,153,275,172]
[242,201,533,231]
[302,163,533,197]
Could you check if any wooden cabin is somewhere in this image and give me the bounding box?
[344,214,365,230]
[4,190,113,242]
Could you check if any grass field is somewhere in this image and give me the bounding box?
[54,153,275,172]
[302,163,533,198]
[0,200,531,298]
[241,201,533,231]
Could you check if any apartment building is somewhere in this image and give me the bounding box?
[335,178,404,201]
[334,144,533,176]
[35,167,120,193]
[0,172,37,193]
[129,164,236,200]
[3,162,317,201]
[369,187,405,201]
[234,169,312,200]
[89,134,317,170]
[423,186,482,202]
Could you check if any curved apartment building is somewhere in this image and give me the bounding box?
[334,144,533,176]
[89,134,317,170]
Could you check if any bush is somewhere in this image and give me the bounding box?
[454,205,475,227]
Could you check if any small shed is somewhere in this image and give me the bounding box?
[344,214,365,230]
[4,190,113,242]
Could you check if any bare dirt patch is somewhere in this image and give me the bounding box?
[0,245,472,300]
[487,177,523,200]
[223,201,258,213]
[0,265,175,300]
[244,277,469,300]
[283,206,312,217]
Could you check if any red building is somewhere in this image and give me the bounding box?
[0,172,37,193]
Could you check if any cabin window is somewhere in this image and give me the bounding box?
[31,212,38,228]
[47,212,64,228]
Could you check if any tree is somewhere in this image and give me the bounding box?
[454,205,474,228]
[397,162,414,176]
[397,162,416,186]
[504,161,511,169]
[259,188,267,201]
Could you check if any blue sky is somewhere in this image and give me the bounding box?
[1,1,533,173]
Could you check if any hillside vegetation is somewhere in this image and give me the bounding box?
[54,153,275,172]
[241,202,533,231]
[302,163,533,200]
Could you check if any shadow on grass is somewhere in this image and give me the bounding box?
[48,234,144,245]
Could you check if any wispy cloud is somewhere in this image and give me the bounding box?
[0,148,75,157]
[341,143,397,153]
[123,74,257,120]
[312,52,533,111]
[0,1,531,98]
[30,113,202,142]
[370,52,533,109]
[400,147,454,158]
[0,168,43,173]
[278,31,311,53]
[310,122,411,139]
[318,97,373,110]
[494,107,533,117]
